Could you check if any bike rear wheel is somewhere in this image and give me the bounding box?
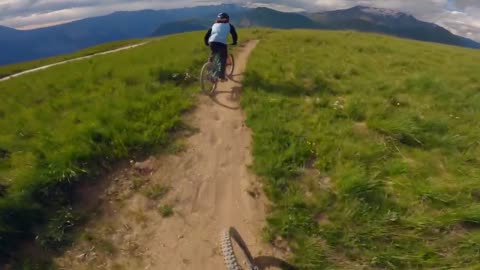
[221,227,257,270]
[200,62,218,95]
[226,54,235,77]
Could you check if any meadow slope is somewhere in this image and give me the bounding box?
[0,39,143,79]
[2,28,480,270]
[0,32,206,261]
[242,30,480,269]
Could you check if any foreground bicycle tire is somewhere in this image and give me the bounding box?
[221,227,257,270]
[200,62,218,95]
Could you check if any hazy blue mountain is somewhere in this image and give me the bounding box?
[1,4,479,66]
[0,26,18,35]
[0,4,247,65]
[310,6,480,49]
[152,19,210,37]
[234,7,317,29]
[151,7,317,38]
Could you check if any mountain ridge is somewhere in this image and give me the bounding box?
[1,4,479,65]
[309,5,480,49]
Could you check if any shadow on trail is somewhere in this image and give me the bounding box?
[228,73,243,83]
[244,71,335,97]
[254,256,298,270]
[210,86,242,110]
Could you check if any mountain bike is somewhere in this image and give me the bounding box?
[200,46,235,95]
[221,227,258,270]
[221,227,297,270]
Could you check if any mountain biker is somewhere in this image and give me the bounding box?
[204,12,238,81]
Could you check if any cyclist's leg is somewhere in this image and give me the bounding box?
[219,44,228,79]
[208,43,222,79]
[208,42,216,63]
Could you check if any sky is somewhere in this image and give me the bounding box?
[0,0,479,41]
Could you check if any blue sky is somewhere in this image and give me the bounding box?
[0,0,479,41]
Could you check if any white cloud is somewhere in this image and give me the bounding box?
[0,0,221,28]
[245,2,305,12]
[0,0,479,41]
[429,6,480,41]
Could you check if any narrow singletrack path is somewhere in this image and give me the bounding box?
[144,40,268,269]
[56,40,277,270]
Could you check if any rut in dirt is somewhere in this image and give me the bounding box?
[56,40,284,270]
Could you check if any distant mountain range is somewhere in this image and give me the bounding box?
[1,4,479,65]
[152,19,208,37]
[0,4,247,65]
[309,6,480,49]
[151,7,318,37]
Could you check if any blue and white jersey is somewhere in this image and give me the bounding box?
[204,23,238,45]
[209,23,231,44]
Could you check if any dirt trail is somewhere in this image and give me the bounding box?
[56,40,281,270]
[0,42,148,82]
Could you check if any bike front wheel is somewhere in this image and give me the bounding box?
[221,227,257,270]
[200,62,218,95]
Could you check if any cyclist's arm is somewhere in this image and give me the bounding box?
[229,24,238,45]
[204,28,212,45]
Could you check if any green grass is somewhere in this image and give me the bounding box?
[242,30,480,269]
[0,39,143,79]
[0,31,209,260]
[80,232,116,255]
[3,27,479,269]
[158,204,174,217]
[144,184,170,200]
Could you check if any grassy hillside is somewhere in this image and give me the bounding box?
[0,32,208,260]
[242,30,480,269]
[0,39,143,79]
[3,27,480,269]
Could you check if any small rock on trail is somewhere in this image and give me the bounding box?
[133,156,157,175]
